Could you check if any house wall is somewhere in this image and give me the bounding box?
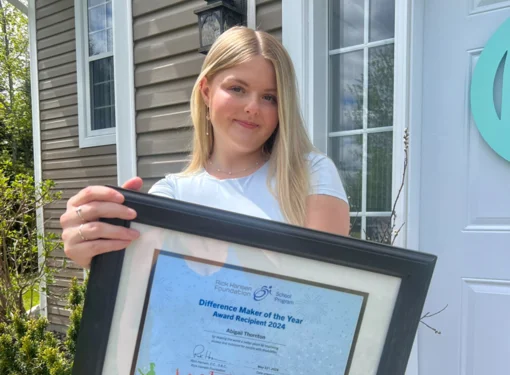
[35,0,118,332]
[134,0,282,190]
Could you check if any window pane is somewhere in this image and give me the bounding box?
[89,30,107,55]
[368,44,394,128]
[330,51,364,132]
[367,131,392,211]
[106,2,112,28]
[92,107,115,130]
[88,4,106,32]
[89,0,105,7]
[330,135,363,212]
[329,0,365,49]
[93,82,114,107]
[366,217,391,244]
[91,57,113,81]
[369,0,395,42]
[90,57,115,130]
[350,217,361,239]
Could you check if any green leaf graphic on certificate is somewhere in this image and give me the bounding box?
[137,362,156,375]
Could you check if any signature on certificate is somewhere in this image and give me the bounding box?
[193,344,225,362]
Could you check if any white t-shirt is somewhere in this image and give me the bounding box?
[148,152,348,223]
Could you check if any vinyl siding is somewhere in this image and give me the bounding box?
[135,0,283,189]
[133,0,203,191]
[256,0,282,39]
[35,0,117,332]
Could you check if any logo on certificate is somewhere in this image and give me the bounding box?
[253,285,272,301]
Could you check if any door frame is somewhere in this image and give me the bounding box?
[281,0,425,373]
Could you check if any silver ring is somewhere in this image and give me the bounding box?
[75,206,87,223]
[78,224,88,241]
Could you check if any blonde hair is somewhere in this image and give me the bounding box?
[182,26,315,226]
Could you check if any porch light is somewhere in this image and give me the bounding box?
[194,0,247,55]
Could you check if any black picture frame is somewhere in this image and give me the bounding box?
[71,186,436,375]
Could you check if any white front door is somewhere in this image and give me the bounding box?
[418,1,510,374]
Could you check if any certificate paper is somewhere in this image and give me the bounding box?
[132,250,368,375]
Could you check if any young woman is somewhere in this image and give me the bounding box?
[60,26,350,269]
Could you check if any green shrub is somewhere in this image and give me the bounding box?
[0,276,87,374]
[0,314,72,375]
[64,276,87,356]
[0,165,62,321]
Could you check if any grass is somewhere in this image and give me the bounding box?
[23,284,40,312]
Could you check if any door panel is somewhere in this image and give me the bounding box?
[419,1,510,374]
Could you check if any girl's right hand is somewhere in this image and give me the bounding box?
[60,177,143,268]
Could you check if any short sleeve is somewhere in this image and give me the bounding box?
[148,174,176,199]
[308,153,349,205]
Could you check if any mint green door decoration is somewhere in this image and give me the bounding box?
[470,17,510,162]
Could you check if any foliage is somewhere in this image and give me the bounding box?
[0,277,87,374]
[0,0,33,176]
[0,314,72,375]
[64,276,87,356]
[0,165,62,322]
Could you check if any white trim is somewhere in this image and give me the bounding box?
[404,0,425,371]
[89,50,114,62]
[282,0,330,150]
[247,0,256,29]
[406,0,424,267]
[282,0,309,137]
[112,0,137,185]
[75,0,116,148]
[6,0,27,15]
[391,0,411,249]
[28,0,47,319]
[392,0,419,371]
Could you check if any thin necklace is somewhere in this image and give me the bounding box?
[207,158,266,176]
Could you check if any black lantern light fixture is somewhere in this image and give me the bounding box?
[194,0,247,55]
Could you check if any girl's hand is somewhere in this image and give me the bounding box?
[60,177,143,268]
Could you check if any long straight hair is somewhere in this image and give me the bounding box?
[182,26,315,226]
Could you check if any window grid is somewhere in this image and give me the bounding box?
[329,38,394,56]
[86,0,115,132]
[94,105,115,110]
[328,0,395,241]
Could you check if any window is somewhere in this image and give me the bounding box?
[327,0,396,243]
[76,0,116,147]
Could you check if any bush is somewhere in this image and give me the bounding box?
[0,276,87,375]
[0,314,72,375]
[0,162,89,373]
[64,276,87,356]
[0,164,62,321]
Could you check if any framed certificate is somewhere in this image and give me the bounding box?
[72,187,436,375]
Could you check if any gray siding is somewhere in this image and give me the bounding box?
[35,0,117,332]
[133,0,204,191]
[256,0,282,39]
[134,0,283,190]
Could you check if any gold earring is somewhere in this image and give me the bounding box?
[206,107,210,136]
